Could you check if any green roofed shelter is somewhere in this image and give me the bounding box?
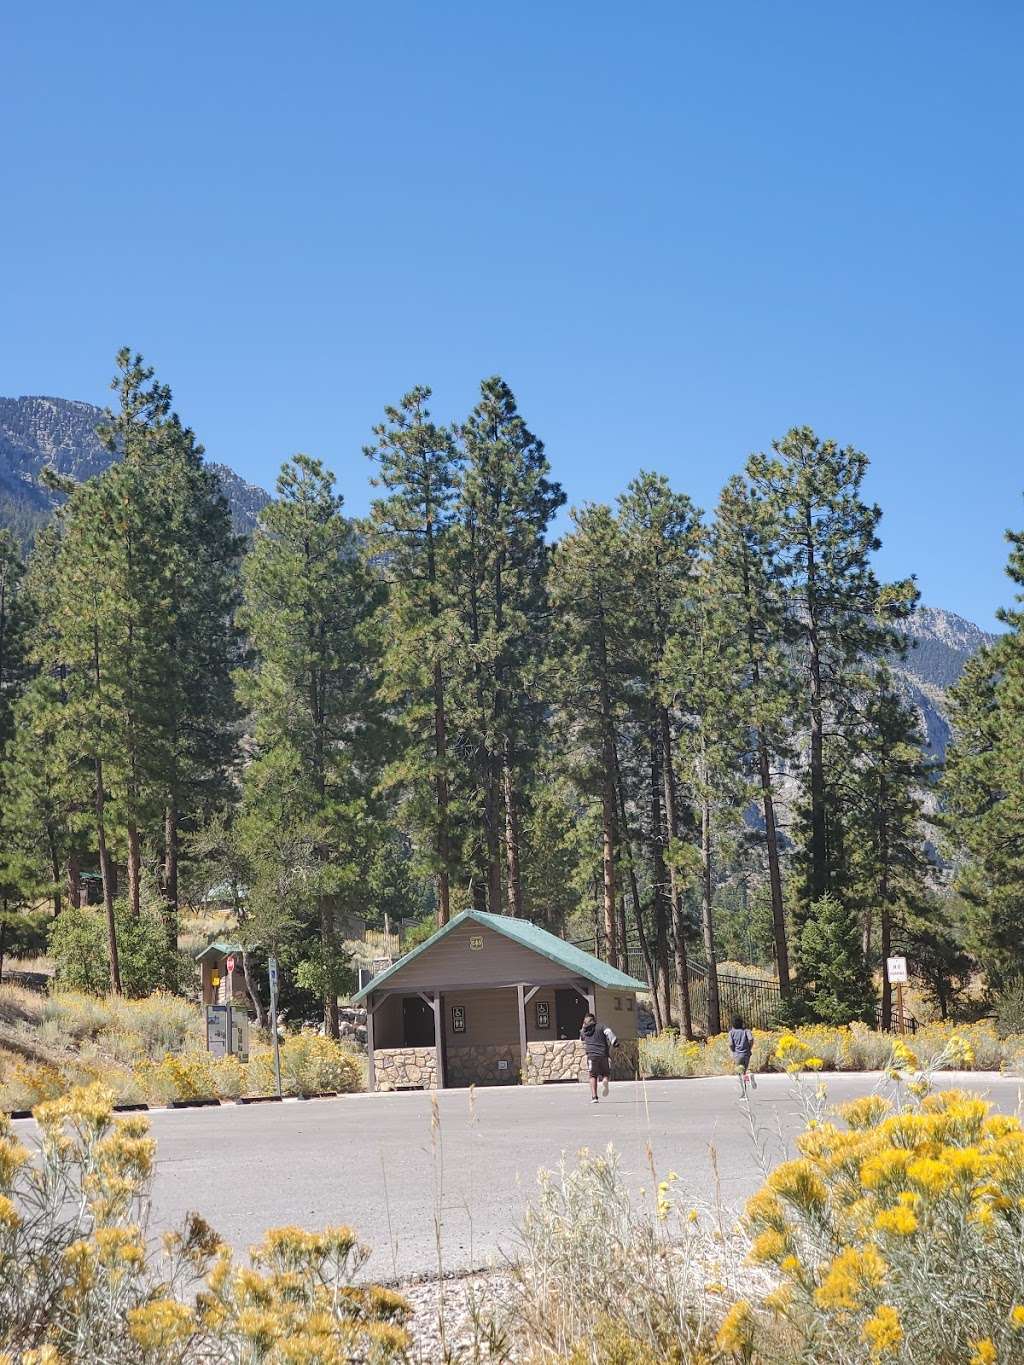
[354,910,646,1092]
[195,941,248,1007]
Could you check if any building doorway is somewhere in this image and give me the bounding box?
[402,995,436,1047]
[555,988,588,1040]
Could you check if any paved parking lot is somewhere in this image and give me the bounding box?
[15,1071,1023,1280]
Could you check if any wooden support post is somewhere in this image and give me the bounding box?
[366,992,376,1092]
[517,983,528,1081]
[432,991,444,1090]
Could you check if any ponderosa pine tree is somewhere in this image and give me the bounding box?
[549,505,637,975]
[237,455,386,1037]
[668,559,749,1037]
[618,473,703,1034]
[456,377,565,916]
[844,666,932,1025]
[747,429,916,925]
[364,388,461,925]
[710,476,797,998]
[943,523,1024,986]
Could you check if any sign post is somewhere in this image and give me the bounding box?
[886,956,908,1034]
[268,954,282,1098]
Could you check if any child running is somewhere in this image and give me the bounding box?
[728,1014,756,1094]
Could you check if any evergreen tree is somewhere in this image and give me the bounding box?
[364,388,461,925]
[747,429,916,925]
[710,476,797,997]
[617,473,703,1033]
[944,523,1024,986]
[455,377,565,915]
[798,892,875,1025]
[237,455,385,1036]
[844,667,933,1025]
[668,560,750,1036]
[549,505,639,977]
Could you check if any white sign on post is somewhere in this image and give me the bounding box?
[886,956,908,984]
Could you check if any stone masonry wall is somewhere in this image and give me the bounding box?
[444,1043,521,1087]
[524,1039,640,1085]
[374,1046,437,1091]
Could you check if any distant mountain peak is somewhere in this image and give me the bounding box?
[0,394,270,541]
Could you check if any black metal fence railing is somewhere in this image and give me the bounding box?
[576,939,917,1036]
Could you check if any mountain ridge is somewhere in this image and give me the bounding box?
[0,394,270,540]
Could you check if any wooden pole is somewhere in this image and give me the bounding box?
[896,982,905,1036]
[366,993,376,1092]
[517,983,528,1079]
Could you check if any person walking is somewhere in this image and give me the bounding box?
[729,1014,756,1094]
[581,1012,618,1103]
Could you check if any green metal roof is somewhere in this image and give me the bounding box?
[194,940,244,963]
[351,910,647,1002]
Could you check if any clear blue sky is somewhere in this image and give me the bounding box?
[4,3,1021,629]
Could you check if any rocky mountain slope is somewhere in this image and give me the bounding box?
[893,606,998,758]
[0,395,269,541]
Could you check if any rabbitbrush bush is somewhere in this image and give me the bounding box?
[0,1085,408,1362]
[639,1020,1024,1080]
[737,1032,1024,1363]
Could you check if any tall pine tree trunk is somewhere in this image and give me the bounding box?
[95,756,121,994]
[163,803,179,948]
[242,949,266,1028]
[426,503,451,927]
[805,528,828,904]
[612,737,661,1029]
[320,894,340,1038]
[698,761,720,1035]
[433,659,451,926]
[597,616,619,965]
[127,823,142,919]
[661,707,693,1039]
[503,752,524,916]
[757,731,791,997]
[46,828,62,916]
[91,624,120,993]
[649,724,673,1027]
[485,753,503,914]
[878,778,891,1029]
[601,754,618,964]
[67,853,82,910]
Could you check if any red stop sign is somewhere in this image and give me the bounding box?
[226,955,235,975]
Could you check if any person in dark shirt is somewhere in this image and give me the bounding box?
[728,1014,757,1093]
[580,1012,618,1103]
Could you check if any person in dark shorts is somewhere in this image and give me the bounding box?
[581,1012,618,1103]
[729,1014,756,1093]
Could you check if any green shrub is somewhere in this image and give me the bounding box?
[995,976,1024,1037]
[48,903,192,998]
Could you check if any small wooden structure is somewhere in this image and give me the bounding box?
[352,910,645,1091]
[196,941,250,1007]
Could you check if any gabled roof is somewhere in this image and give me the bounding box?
[194,940,243,963]
[351,910,647,1002]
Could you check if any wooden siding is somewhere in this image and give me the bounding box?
[595,986,638,1040]
[378,919,588,992]
[441,987,519,1048]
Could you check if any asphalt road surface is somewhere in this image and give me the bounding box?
[13,1072,1024,1281]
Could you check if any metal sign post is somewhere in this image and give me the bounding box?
[268,955,282,1098]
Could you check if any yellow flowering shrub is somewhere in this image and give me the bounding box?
[0,1085,408,1361]
[639,1020,1021,1080]
[741,1075,1024,1362]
